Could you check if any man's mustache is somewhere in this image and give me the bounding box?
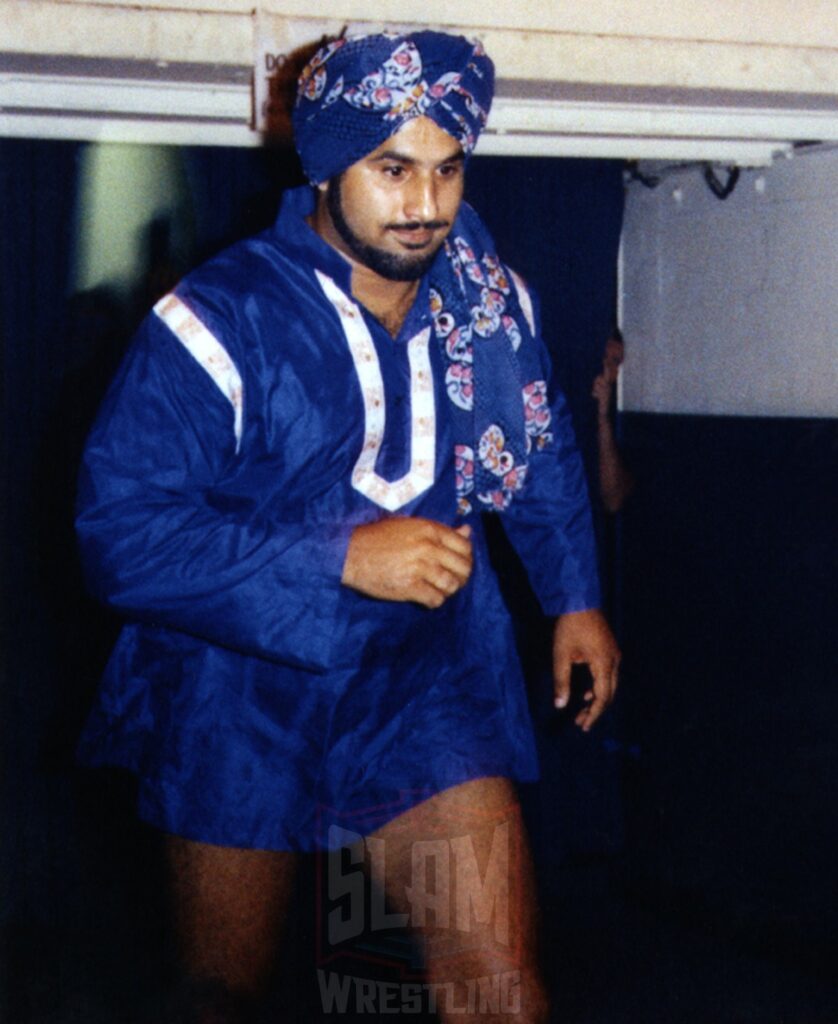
[385,220,450,231]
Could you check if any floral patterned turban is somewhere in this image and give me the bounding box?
[292,30,494,184]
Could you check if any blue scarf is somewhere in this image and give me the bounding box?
[430,202,551,514]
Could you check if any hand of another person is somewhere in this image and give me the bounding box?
[591,373,612,420]
[341,517,473,608]
[552,609,620,731]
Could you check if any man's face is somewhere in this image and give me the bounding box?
[602,337,625,385]
[320,116,465,282]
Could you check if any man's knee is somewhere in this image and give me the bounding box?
[519,967,550,1024]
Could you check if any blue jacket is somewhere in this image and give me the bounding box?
[76,186,600,850]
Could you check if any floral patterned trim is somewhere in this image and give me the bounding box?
[296,39,347,103]
[315,271,436,513]
[154,293,244,452]
[523,380,553,452]
[455,444,474,516]
[475,423,528,511]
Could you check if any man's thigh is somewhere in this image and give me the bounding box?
[165,835,298,994]
[370,776,541,979]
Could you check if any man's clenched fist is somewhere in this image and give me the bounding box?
[341,517,473,608]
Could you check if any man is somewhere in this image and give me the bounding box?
[76,30,619,1023]
[592,328,634,514]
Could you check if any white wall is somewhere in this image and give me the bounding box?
[620,147,838,418]
[4,1,837,155]
[5,0,837,92]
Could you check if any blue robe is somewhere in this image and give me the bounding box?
[76,186,599,851]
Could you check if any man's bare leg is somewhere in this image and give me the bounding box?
[164,835,298,1022]
[371,777,548,1024]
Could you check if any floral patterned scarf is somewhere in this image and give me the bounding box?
[430,202,553,514]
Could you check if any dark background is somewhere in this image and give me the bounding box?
[1,139,836,1022]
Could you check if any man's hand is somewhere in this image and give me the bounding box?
[341,517,473,608]
[553,609,620,731]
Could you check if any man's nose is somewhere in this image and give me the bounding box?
[404,173,438,223]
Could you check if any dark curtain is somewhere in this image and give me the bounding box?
[1,137,83,834]
[181,143,306,264]
[1,138,86,1017]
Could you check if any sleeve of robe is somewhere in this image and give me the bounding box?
[499,281,602,617]
[75,296,352,673]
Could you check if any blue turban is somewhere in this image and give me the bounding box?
[292,30,494,184]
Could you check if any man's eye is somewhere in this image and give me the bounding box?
[383,165,405,178]
[439,163,462,178]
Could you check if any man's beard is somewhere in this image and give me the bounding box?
[326,176,446,282]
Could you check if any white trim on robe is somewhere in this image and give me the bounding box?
[154,293,244,452]
[316,270,436,513]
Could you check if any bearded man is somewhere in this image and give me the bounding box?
[76,30,620,1023]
